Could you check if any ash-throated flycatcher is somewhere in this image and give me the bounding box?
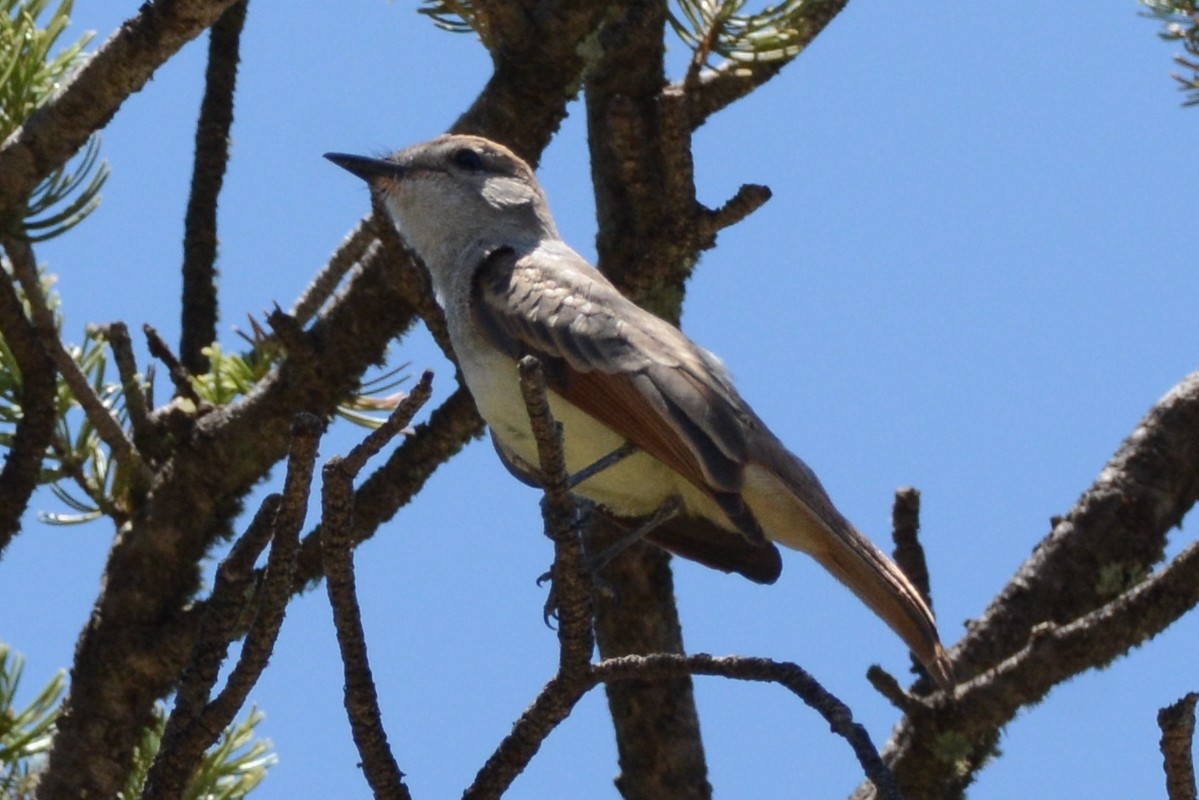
[326,135,953,690]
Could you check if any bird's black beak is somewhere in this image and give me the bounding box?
[324,152,406,183]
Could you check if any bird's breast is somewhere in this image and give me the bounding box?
[450,325,690,517]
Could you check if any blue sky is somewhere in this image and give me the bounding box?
[3,1,1198,797]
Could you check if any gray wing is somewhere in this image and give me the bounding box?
[472,244,766,545]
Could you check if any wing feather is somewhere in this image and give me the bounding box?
[473,245,760,533]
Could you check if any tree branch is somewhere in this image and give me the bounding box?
[955,369,1199,678]
[0,0,245,223]
[187,413,314,738]
[1160,692,1198,800]
[595,653,903,800]
[890,487,941,689]
[582,3,717,796]
[463,673,592,800]
[5,236,144,483]
[93,322,156,460]
[180,0,250,374]
[677,0,849,129]
[517,356,595,674]
[466,650,902,800]
[141,493,280,800]
[859,369,1199,799]
[291,385,483,590]
[322,380,434,800]
[0,239,57,555]
[290,219,375,326]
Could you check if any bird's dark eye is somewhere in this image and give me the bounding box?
[453,147,484,172]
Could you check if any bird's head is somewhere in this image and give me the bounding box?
[326,135,559,285]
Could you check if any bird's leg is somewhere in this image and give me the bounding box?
[566,441,639,490]
[539,441,649,617]
[540,499,597,625]
[585,496,684,576]
[543,497,684,619]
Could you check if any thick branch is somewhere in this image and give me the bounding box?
[957,370,1199,677]
[860,370,1199,799]
[586,0,699,314]
[583,3,713,797]
[450,1,609,164]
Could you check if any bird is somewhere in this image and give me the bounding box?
[326,134,954,690]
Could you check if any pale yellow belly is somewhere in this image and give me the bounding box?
[464,353,716,519]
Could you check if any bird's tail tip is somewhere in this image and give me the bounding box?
[924,643,956,694]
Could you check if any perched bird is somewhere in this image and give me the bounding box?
[326,135,953,690]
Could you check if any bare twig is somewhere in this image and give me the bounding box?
[467,650,901,800]
[291,220,376,326]
[891,488,932,604]
[0,241,57,554]
[141,495,280,800]
[890,487,939,689]
[266,305,307,355]
[321,459,410,800]
[180,0,250,374]
[340,370,434,475]
[319,376,434,799]
[696,181,772,247]
[866,665,923,716]
[6,235,145,481]
[517,356,595,674]
[190,413,317,744]
[596,653,903,800]
[144,323,203,405]
[94,322,155,457]
[464,673,592,800]
[290,386,483,590]
[1160,692,1199,800]
[465,358,601,799]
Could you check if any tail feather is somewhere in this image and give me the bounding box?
[743,455,954,692]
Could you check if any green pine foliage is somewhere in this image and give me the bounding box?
[1142,0,1199,105]
[0,0,108,240]
[0,643,276,799]
[0,645,63,800]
